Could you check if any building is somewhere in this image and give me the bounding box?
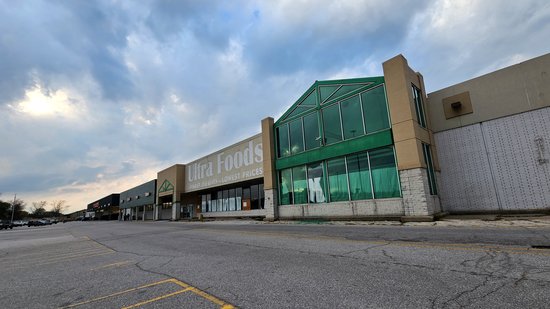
[119,180,157,220]
[272,55,440,220]
[87,52,550,220]
[87,194,120,220]
[427,53,550,213]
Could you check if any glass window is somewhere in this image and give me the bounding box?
[412,84,427,128]
[251,184,259,209]
[277,124,290,157]
[370,147,400,198]
[320,85,339,103]
[229,188,236,211]
[347,153,373,200]
[303,112,320,150]
[279,169,292,205]
[292,166,308,204]
[362,86,390,133]
[236,187,242,210]
[327,157,349,202]
[307,162,327,203]
[422,144,438,195]
[322,103,342,145]
[341,95,364,139]
[201,195,207,213]
[222,190,229,211]
[289,119,304,155]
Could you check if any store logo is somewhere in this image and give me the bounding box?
[188,140,263,182]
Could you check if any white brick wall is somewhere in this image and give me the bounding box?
[399,168,440,216]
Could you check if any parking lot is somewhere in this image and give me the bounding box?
[0,224,235,308]
[1,220,550,308]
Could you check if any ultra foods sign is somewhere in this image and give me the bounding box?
[185,135,263,191]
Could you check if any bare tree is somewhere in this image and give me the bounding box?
[31,201,47,217]
[50,200,68,216]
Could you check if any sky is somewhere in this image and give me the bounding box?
[1,0,549,214]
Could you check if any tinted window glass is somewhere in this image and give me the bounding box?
[341,95,364,139]
[327,158,349,202]
[303,112,320,150]
[277,124,290,157]
[370,147,400,198]
[289,119,304,155]
[347,153,373,200]
[307,162,326,203]
[292,166,308,204]
[279,169,292,205]
[362,86,390,133]
[322,104,342,144]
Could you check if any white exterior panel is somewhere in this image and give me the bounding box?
[435,124,499,212]
[435,107,550,213]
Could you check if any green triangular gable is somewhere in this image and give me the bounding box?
[158,180,174,193]
[275,76,384,125]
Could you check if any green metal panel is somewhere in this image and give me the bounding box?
[158,180,174,193]
[276,129,393,170]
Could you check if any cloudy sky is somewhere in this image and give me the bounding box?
[1,0,549,213]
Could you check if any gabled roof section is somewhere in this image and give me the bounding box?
[158,179,174,193]
[275,76,384,125]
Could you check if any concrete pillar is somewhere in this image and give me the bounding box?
[172,202,181,221]
[154,205,159,221]
[383,55,441,218]
[261,117,278,221]
[142,206,145,221]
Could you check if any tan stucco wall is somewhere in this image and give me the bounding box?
[156,164,185,204]
[383,54,439,171]
[261,117,277,190]
[427,52,550,132]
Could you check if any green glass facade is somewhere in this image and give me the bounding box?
[274,78,401,206]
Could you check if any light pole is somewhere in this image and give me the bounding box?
[10,194,16,224]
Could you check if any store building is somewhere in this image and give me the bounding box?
[119,180,157,220]
[427,53,550,213]
[272,55,440,220]
[87,194,120,220]
[87,53,549,220]
[182,133,269,219]
[155,164,186,220]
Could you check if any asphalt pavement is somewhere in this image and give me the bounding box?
[1,219,549,308]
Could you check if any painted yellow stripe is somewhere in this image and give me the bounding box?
[11,252,114,270]
[121,287,192,309]
[167,278,235,308]
[59,279,175,308]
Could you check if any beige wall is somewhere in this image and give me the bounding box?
[261,117,277,190]
[184,134,263,192]
[383,54,439,171]
[156,164,185,204]
[427,52,550,132]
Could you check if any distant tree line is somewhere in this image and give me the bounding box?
[0,193,69,220]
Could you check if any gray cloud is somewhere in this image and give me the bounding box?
[0,0,548,212]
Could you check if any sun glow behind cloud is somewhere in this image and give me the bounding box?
[15,85,84,119]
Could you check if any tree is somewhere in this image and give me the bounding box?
[12,198,26,220]
[31,201,47,218]
[0,193,26,220]
[50,200,68,217]
[0,200,10,220]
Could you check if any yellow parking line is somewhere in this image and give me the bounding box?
[60,279,175,308]
[121,287,192,309]
[12,252,114,270]
[168,278,235,308]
